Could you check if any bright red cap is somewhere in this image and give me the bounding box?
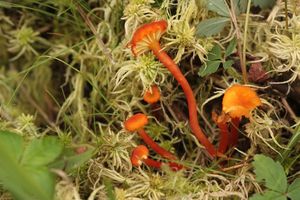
[124,113,148,131]
[222,84,262,118]
[131,145,149,167]
[129,20,167,56]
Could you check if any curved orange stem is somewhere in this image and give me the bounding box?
[149,41,217,157]
[143,158,162,168]
[138,129,177,160]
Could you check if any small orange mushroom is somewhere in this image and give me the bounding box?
[220,84,262,150]
[143,85,160,104]
[131,145,182,170]
[131,145,149,167]
[124,113,177,160]
[124,113,148,132]
[129,20,217,157]
[222,84,262,119]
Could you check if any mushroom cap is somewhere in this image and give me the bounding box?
[131,145,149,167]
[124,113,148,131]
[130,20,168,56]
[222,84,262,118]
[143,85,160,104]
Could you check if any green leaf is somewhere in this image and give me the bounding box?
[207,45,222,60]
[250,190,286,200]
[223,60,234,69]
[207,0,230,17]
[49,147,95,172]
[196,17,230,37]
[22,167,55,200]
[225,38,237,57]
[0,131,54,200]
[253,0,276,9]
[21,136,63,166]
[198,60,221,77]
[0,131,24,160]
[253,154,287,193]
[287,178,300,200]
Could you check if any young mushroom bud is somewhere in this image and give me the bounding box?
[143,85,160,104]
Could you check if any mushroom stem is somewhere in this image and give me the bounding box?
[138,129,177,160]
[229,117,240,147]
[217,121,230,154]
[150,41,217,157]
[143,158,162,168]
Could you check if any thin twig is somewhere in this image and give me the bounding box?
[285,0,289,30]
[281,97,298,122]
[229,0,248,84]
[76,4,115,65]
[20,86,56,127]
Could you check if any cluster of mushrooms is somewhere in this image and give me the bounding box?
[123,20,261,170]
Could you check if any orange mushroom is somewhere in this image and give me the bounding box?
[131,145,150,167]
[143,85,160,104]
[129,20,217,157]
[124,113,177,160]
[131,145,182,171]
[124,113,148,132]
[222,84,262,119]
[221,84,262,149]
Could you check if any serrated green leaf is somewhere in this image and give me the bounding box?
[207,0,230,17]
[196,17,230,37]
[0,131,54,200]
[250,190,286,200]
[223,60,234,69]
[198,60,221,77]
[253,0,276,9]
[21,136,63,166]
[208,45,222,60]
[225,38,237,57]
[20,167,55,200]
[0,131,24,160]
[287,178,300,200]
[253,154,287,193]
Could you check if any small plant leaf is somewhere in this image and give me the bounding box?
[225,38,237,57]
[207,45,222,60]
[196,17,230,37]
[253,0,276,9]
[250,190,286,200]
[287,178,300,200]
[223,60,234,69]
[21,136,63,166]
[49,147,95,172]
[207,0,230,17]
[198,60,221,77]
[252,154,287,193]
